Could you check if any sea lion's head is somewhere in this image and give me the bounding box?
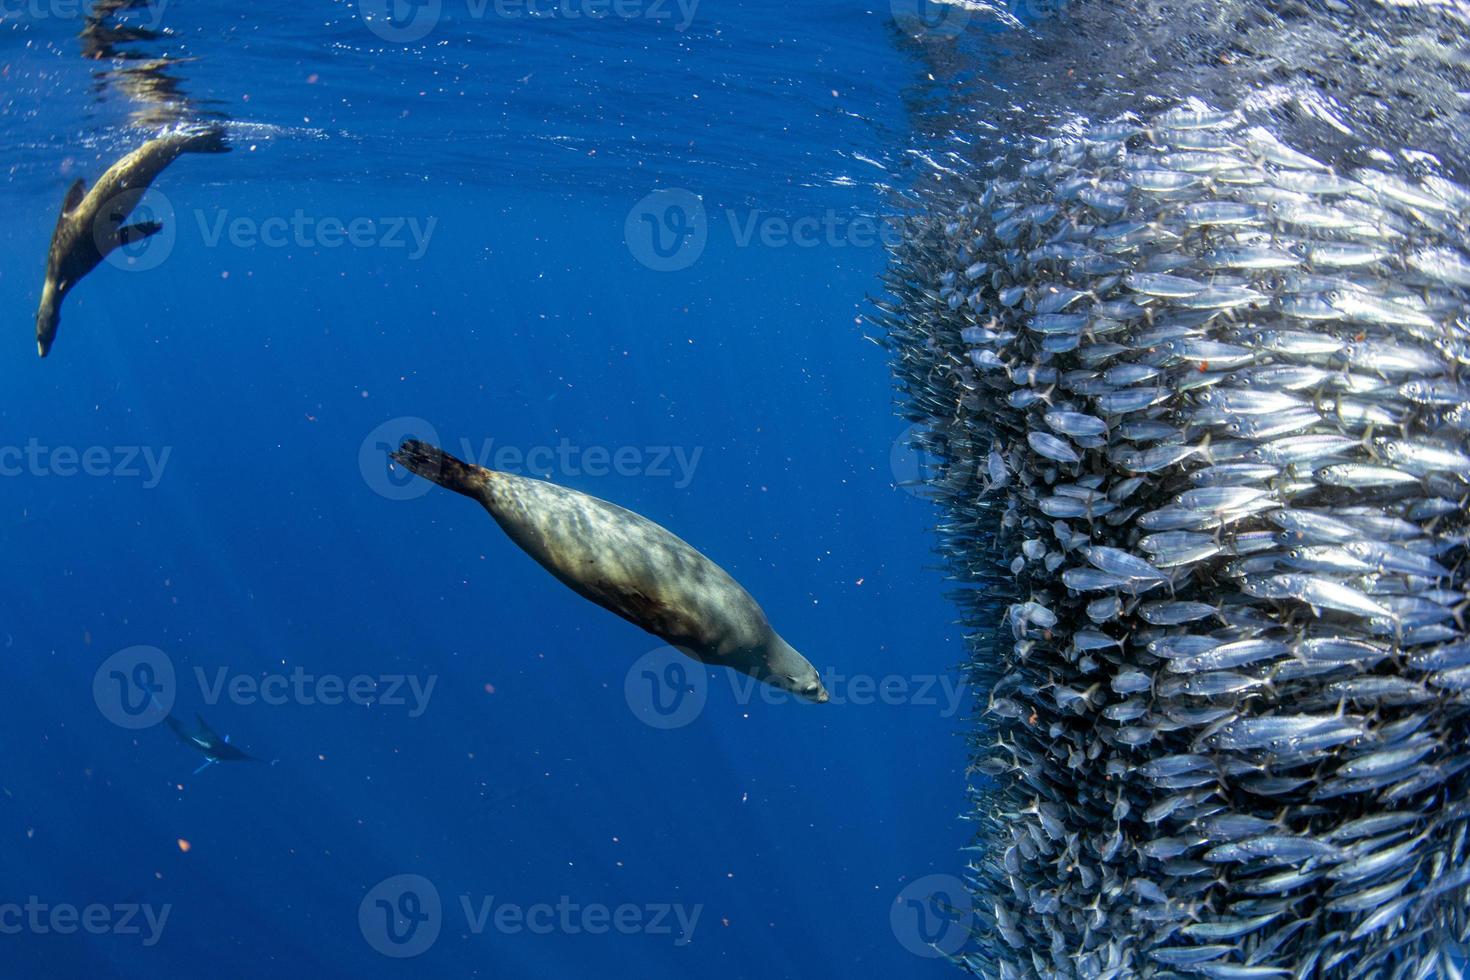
[757,632,829,704]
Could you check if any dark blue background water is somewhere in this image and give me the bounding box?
[1,2,971,977]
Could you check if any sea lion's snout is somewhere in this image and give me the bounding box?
[763,633,828,704]
[35,286,59,359]
[36,312,57,359]
[771,672,828,704]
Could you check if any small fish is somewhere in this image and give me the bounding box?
[1044,410,1108,437]
[1126,271,1208,298]
[1202,245,1301,270]
[1317,463,1422,488]
[1176,201,1263,227]
[1083,545,1167,582]
[1242,575,1394,619]
[1154,106,1239,131]
[1407,247,1470,288]
[1328,290,1437,332]
[1027,430,1081,464]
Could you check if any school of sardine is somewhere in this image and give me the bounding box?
[875,104,1470,978]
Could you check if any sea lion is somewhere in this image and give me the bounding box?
[35,125,229,358]
[390,440,829,704]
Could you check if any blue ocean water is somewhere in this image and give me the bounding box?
[1,2,971,978]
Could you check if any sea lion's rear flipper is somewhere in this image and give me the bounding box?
[179,125,231,155]
[390,440,486,498]
[116,221,164,247]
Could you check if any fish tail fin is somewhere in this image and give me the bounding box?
[390,440,487,497]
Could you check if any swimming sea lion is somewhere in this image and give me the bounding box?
[35,125,229,358]
[390,439,829,704]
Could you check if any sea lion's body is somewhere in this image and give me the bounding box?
[392,440,828,703]
[35,126,228,357]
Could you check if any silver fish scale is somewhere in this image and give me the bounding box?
[875,98,1470,980]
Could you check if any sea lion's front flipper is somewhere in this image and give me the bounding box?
[61,178,86,216]
[115,221,164,248]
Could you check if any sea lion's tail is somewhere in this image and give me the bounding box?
[390,440,486,497]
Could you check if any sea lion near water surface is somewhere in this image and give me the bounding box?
[390,439,829,704]
[35,125,229,358]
